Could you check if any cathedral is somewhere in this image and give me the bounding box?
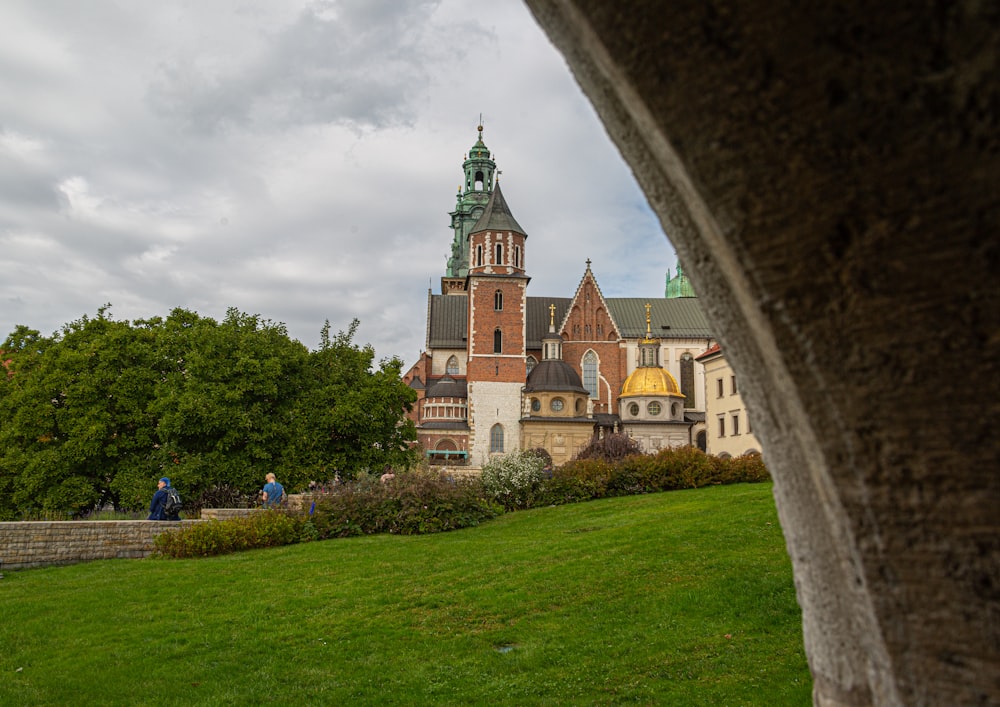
[402,127,715,468]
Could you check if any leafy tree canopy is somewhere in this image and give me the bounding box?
[0,307,417,519]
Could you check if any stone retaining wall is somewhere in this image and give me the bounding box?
[0,520,201,570]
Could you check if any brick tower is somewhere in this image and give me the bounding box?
[465,179,530,465]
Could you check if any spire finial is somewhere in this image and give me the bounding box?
[549,303,556,330]
[586,258,592,269]
[645,302,652,337]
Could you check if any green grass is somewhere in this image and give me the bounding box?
[0,483,811,705]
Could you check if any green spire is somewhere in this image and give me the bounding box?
[446,122,497,278]
[665,262,697,298]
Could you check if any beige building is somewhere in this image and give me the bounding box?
[695,344,761,458]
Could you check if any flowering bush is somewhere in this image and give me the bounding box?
[480,450,546,510]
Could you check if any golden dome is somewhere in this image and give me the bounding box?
[620,367,684,398]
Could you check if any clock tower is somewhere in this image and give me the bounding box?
[465,179,530,465]
[442,123,497,294]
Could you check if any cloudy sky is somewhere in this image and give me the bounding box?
[1,0,678,363]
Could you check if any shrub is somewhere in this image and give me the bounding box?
[573,432,643,464]
[153,510,302,558]
[310,470,500,538]
[480,450,546,510]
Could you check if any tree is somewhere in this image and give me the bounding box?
[288,319,418,481]
[0,308,419,518]
[0,309,158,517]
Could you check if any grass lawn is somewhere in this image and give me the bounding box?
[0,482,811,705]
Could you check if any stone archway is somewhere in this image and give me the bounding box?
[523,2,999,704]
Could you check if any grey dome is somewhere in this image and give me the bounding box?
[524,360,589,393]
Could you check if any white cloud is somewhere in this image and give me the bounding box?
[0,0,677,359]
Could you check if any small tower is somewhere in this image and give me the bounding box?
[665,261,697,298]
[618,303,691,451]
[520,304,594,465]
[443,122,497,293]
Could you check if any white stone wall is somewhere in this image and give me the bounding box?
[431,348,468,376]
[468,380,524,467]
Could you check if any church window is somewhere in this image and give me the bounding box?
[526,355,537,374]
[680,353,695,408]
[573,324,581,338]
[513,245,521,268]
[446,356,459,375]
[494,290,503,311]
[475,170,485,190]
[495,243,503,264]
[575,399,584,414]
[583,350,598,398]
[490,424,504,453]
[476,245,483,267]
[596,324,603,337]
[671,402,680,418]
[584,324,592,338]
[551,398,565,412]
[531,398,541,412]
[648,401,662,416]
[493,328,502,354]
[628,402,640,417]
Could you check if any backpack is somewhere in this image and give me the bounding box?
[163,487,182,517]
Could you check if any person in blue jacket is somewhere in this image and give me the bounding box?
[148,477,179,520]
[261,473,285,508]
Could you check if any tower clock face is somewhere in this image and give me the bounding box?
[551,398,564,412]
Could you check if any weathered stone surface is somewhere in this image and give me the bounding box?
[0,521,201,569]
[523,1,999,704]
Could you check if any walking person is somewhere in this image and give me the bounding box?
[262,473,285,509]
[148,477,181,521]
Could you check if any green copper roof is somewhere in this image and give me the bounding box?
[665,263,697,298]
[470,182,526,235]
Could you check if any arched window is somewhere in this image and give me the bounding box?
[526,355,537,374]
[680,353,695,408]
[514,245,521,268]
[446,355,459,375]
[474,170,485,190]
[493,328,502,354]
[494,290,503,311]
[495,243,503,264]
[583,350,598,398]
[476,245,483,267]
[490,424,504,453]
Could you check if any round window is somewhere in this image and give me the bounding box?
[628,402,639,417]
[648,401,662,416]
[551,398,564,412]
[531,398,541,412]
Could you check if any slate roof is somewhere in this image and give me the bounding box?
[425,376,468,398]
[605,298,712,338]
[427,295,711,351]
[470,182,526,235]
[526,297,572,349]
[524,360,589,393]
[427,294,468,349]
